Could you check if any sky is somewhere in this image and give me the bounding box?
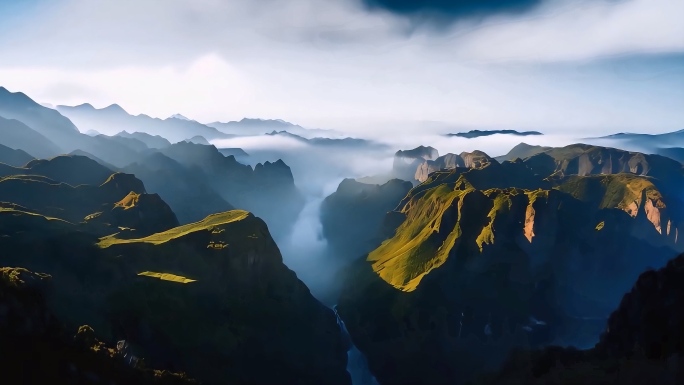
[0,0,682,135]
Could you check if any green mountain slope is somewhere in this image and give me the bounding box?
[0,163,179,237]
[336,154,684,385]
[0,207,350,384]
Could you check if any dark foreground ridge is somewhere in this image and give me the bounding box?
[0,267,198,385]
[472,253,684,384]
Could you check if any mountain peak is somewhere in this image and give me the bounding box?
[73,103,95,110]
[102,104,127,113]
[169,113,191,121]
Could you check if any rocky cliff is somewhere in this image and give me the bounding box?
[158,142,305,239]
[320,178,413,261]
[392,146,439,183]
[336,159,682,385]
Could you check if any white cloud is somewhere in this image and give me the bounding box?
[0,0,682,134]
[436,0,684,62]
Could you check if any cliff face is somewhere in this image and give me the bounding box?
[336,160,683,385]
[159,142,305,239]
[392,146,439,183]
[414,151,494,183]
[416,144,684,187]
[320,178,413,261]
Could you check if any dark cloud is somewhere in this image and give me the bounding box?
[360,0,544,21]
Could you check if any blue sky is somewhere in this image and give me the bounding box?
[0,0,681,135]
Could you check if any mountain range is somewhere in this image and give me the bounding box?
[3,84,684,384]
[208,118,337,138]
[447,129,543,139]
[56,103,233,143]
[331,143,684,384]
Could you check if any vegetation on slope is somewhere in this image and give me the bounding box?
[0,267,197,385]
[337,157,683,385]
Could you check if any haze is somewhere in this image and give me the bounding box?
[0,0,682,135]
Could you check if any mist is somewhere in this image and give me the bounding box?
[213,130,594,303]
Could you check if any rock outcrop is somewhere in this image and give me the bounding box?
[336,159,683,385]
[392,146,439,182]
[159,142,305,239]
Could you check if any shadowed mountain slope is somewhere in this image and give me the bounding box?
[123,151,235,224]
[0,267,198,385]
[56,103,232,143]
[321,178,413,261]
[157,142,305,239]
[0,204,351,384]
[0,142,34,167]
[116,130,172,149]
[0,88,162,167]
[335,154,684,385]
[495,142,552,162]
[472,252,684,385]
[0,115,62,159]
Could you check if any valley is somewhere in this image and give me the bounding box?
[1,86,684,384]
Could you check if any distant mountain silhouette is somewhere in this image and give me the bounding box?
[184,135,210,145]
[598,130,684,147]
[266,130,385,149]
[447,129,543,138]
[56,103,233,142]
[123,151,235,224]
[116,130,171,149]
[155,142,305,238]
[0,88,163,166]
[0,115,62,159]
[495,142,552,162]
[0,142,34,167]
[590,129,684,163]
[169,113,192,121]
[218,147,249,159]
[208,118,335,137]
[0,87,80,151]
